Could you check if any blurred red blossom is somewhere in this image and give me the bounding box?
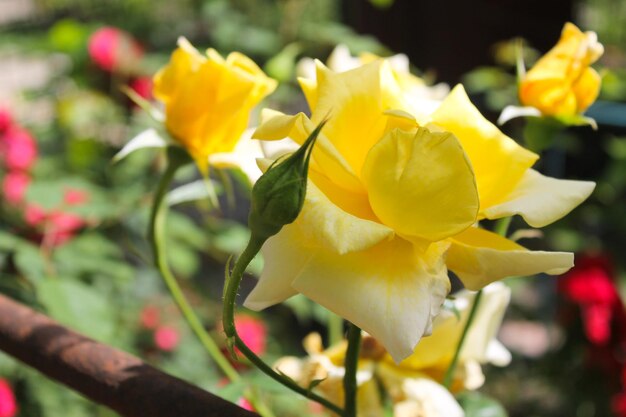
[139,305,161,330]
[234,314,267,357]
[154,326,180,352]
[88,27,143,73]
[129,77,153,101]
[237,398,255,412]
[2,171,30,205]
[1,127,37,172]
[558,253,623,345]
[0,107,12,133]
[0,379,17,417]
[63,188,90,205]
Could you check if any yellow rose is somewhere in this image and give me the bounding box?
[153,38,277,169]
[244,60,592,362]
[519,22,604,117]
[274,332,463,417]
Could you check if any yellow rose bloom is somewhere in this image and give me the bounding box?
[244,60,592,362]
[519,22,604,117]
[153,38,277,169]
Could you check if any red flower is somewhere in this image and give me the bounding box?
[559,254,621,345]
[0,379,17,417]
[234,314,267,357]
[0,107,13,133]
[129,77,153,101]
[154,326,180,352]
[2,127,37,171]
[88,27,143,73]
[2,171,30,205]
[139,305,160,330]
[63,188,90,206]
[46,211,85,246]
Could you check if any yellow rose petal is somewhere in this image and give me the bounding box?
[310,61,391,175]
[431,85,539,208]
[362,127,478,242]
[573,67,602,113]
[447,227,574,290]
[244,224,310,310]
[291,238,451,363]
[480,169,595,227]
[252,109,365,194]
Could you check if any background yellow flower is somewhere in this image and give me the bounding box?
[519,22,604,117]
[153,38,277,170]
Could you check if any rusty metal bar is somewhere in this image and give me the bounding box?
[0,293,257,417]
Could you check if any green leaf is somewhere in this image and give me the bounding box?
[457,391,508,417]
[14,243,48,283]
[307,377,326,392]
[369,0,395,8]
[167,179,222,206]
[36,279,116,342]
[113,128,169,163]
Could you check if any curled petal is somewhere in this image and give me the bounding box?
[480,169,595,227]
[362,127,478,242]
[447,227,573,290]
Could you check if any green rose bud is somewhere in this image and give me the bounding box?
[248,121,325,242]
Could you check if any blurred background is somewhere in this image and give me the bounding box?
[0,0,625,416]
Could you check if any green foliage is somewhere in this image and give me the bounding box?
[457,391,509,417]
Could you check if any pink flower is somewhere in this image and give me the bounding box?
[45,211,85,246]
[237,397,255,412]
[2,127,37,171]
[2,171,30,205]
[129,77,153,100]
[88,27,143,73]
[154,326,180,352]
[63,188,89,206]
[24,204,47,226]
[559,254,621,345]
[139,306,160,330]
[0,107,12,133]
[0,379,17,417]
[234,314,267,357]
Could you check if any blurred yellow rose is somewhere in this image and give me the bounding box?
[153,38,277,170]
[519,22,604,117]
[275,333,463,417]
[244,60,591,362]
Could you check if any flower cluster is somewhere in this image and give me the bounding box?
[0,107,37,205]
[0,107,89,247]
[275,283,511,417]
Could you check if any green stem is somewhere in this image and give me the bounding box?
[343,323,361,417]
[443,217,512,389]
[223,236,344,416]
[494,216,512,237]
[150,148,240,383]
[443,289,483,389]
[328,312,344,346]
